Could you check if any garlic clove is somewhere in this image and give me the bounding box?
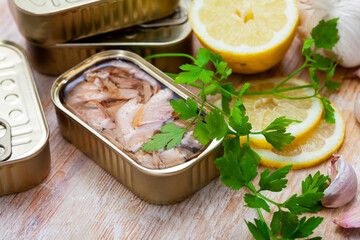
[351,68,360,79]
[321,155,358,208]
[333,204,360,228]
[355,93,360,123]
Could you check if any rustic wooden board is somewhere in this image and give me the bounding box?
[0,1,359,239]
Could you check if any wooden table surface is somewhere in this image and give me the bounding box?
[1,1,360,239]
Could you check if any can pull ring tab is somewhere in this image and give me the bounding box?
[0,118,12,162]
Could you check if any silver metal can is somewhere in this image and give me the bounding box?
[26,1,192,76]
[0,40,50,195]
[9,0,180,45]
[51,50,222,204]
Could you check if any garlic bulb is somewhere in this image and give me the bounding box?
[355,93,360,123]
[334,204,360,228]
[321,155,358,208]
[298,0,360,68]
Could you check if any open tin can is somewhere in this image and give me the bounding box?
[0,40,50,195]
[9,0,179,45]
[51,50,222,204]
[26,0,192,76]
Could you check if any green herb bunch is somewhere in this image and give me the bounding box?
[143,19,340,239]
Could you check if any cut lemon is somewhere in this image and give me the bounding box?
[252,104,345,169]
[214,77,324,148]
[189,0,299,73]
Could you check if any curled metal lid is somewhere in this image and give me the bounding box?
[0,40,49,162]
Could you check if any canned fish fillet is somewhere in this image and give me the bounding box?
[0,40,50,195]
[9,0,180,45]
[51,50,222,204]
[26,1,192,76]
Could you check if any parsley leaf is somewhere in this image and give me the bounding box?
[325,76,341,92]
[302,171,330,195]
[325,63,337,81]
[239,142,261,182]
[284,191,324,215]
[220,83,237,115]
[310,54,333,71]
[259,165,292,192]
[215,137,245,189]
[263,116,301,132]
[217,61,232,80]
[245,219,271,240]
[262,117,300,150]
[215,138,260,190]
[142,123,186,151]
[244,193,271,212]
[170,98,198,120]
[209,51,223,68]
[270,211,281,236]
[262,130,295,151]
[277,210,300,238]
[238,83,250,98]
[175,64,214,84]
[319,97,335,123]
[229,100,252,136]
[283,172,329,215]
[311,18,339,50]
[203,84,220,96]
[205,109,231,140]
[290,216,323,239]
[209,51,232,79]
[194,48,210,68]
[309,68,321,91]
[302,38,315,58]
[194,121,210,145]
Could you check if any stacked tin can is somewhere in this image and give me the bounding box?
[9,0,192,75]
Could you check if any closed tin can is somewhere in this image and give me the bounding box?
[0,40,50,195]
[9,0,179,46]
[26,1,191,76]
[51,50,222,204]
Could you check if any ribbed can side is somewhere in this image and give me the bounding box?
[9,0,179,45]
[26,35,191,76]
[55,105,221,204]
[56,108,135,190]
[0,142,50,196]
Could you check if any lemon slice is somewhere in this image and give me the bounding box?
[189,0,299,73]
[242,77,323,148]
[252,104,345,169]
[214,77,324,148]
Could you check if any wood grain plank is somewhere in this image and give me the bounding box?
[0,1,360,239]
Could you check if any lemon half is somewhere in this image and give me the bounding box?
[189,0,299,73]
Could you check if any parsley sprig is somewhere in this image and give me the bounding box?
[143,19,340,239]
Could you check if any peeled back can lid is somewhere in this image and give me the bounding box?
[0,40,50,195]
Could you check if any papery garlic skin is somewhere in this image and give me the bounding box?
[321,155,358,208]
[298,0,360,68]
[334,204,360,228]
[355,93,360,123]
